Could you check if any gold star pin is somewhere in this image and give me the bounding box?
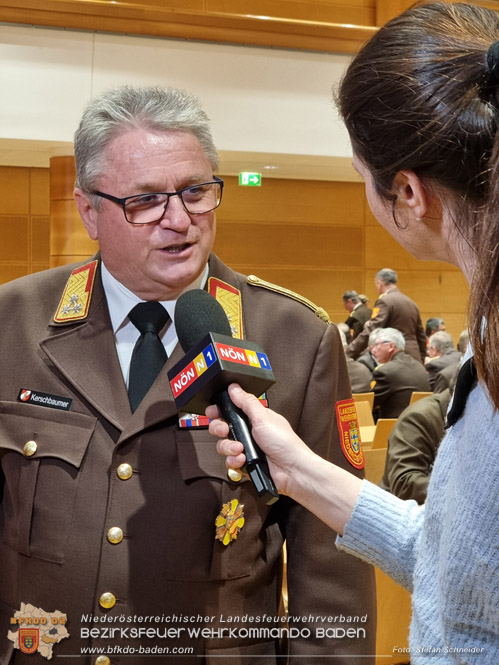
[215,499,245,546]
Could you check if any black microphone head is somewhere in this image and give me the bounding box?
[175,289,232,352]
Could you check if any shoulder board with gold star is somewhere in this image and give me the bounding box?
[246,275,330,324]
[53,260,98,324]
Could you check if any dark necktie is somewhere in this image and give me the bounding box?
[445,356,477,428]
[128,302,169,412]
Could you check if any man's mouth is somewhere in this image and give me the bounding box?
[163,243,190,254]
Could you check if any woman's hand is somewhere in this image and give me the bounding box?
[206,384,315,497]
[207,383,363,535]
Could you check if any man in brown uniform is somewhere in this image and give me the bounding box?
[346,268,426,363]
[370,328,430,420]
[342,290,372,341]
[425,331,461,390]
[379,389,452,503]
[0,86,375,664]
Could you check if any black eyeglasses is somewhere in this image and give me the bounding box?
[92,176,223,225]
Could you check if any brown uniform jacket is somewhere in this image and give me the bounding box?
[433,361,460,394]
[346,288,426,363]
[346,357,372,393]
[0,254,375,665]
[345,303,371,341]
[379,390,451,503]
[425,348,461,391]
[372,351,431,420]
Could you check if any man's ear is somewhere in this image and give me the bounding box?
[393,170,429,219]
[74,188,99,241]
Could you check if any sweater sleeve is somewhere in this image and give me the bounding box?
[336,480,425,592]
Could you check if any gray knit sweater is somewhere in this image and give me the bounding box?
[338,374,499,663]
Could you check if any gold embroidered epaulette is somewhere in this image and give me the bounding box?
[208,277,244,339]
[247,275,331,324]
[53,260,98,323]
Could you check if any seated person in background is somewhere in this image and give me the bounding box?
[433,329,469,393]
[379,388,452,503]
[425,330,461,389]
[371,327,430,421]
[342,290,372,341]
[339,329,372,393]
[358,294,370,308]
[337,321,351,340]
[356,329,381,374]
[425,316,446,341]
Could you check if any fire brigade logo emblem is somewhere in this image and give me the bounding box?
[19,628,39,654]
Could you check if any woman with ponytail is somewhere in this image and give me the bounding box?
[210,3,499,661]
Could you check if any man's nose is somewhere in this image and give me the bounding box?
[158,195,191,232]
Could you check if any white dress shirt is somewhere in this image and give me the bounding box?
[101,261,209,388]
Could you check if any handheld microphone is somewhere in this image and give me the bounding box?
[168,289,279,505]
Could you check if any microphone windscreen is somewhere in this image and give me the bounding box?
[175,289,232,352]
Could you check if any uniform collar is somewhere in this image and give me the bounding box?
[101,261,209,334]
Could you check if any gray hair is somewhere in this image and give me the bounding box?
[342,290,360,302]
[429,331,454,353]
[368,328,384,346]
[375,268,398,285]
[375,327,405,351]
[74,85,219,195]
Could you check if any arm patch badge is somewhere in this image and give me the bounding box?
[335,398,365,469]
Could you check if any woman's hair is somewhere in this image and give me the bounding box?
[337,2,499,407]
[74,85,219,197]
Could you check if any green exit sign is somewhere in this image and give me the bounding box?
[239,172,262,187]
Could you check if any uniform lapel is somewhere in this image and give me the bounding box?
[118,341,184,442]
[39,278,132,431]
[38,254,241,440]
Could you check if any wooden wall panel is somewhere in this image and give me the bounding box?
[375,0,413,26]
[31,216,51,266]
[224,266,364,321]
[216,174,468,342]
[2,0,495,56]
[0,0,376,55]
[0,167,30,215]
[220,177,364,226]
[210,0,376,26]
[0,166,51,284]
[50,156,98,267]
[363,199,468,343]
[365,225,453,273]
[0,216,29,262]
[214,221,362,268]
[215,176,366,323]
[30,169,50,215]
[0,266,30,283]
[0,163,468,346]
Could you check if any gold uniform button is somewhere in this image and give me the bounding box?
[107,527,124,544]
[95,657,111,665]
[116,463,133,480]
[23,440,38,457]
[99,592,116,609]
[228,468,243,482]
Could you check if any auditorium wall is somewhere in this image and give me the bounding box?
[0,165,468,343]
